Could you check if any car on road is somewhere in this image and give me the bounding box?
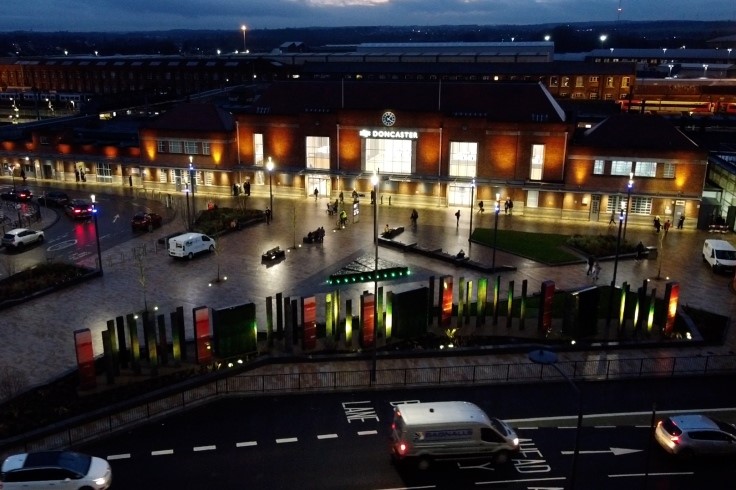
[702,239,736,273]
[0,450,112,489]
[64,199,94,220]
[1,228,44,249]
[131,211,163,232]
[36,190,70,208]
[655,413,736,457]
[0,187,33,202]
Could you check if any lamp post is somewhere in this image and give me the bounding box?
[606,209,625,330]
[667,64,674,78]
[492,193,500,271]
[188,156,196,226]
[370,170,380,383]
[468,178,475,241]
[184,183,191,231]
[703,64,709,78]
[623,172,633,241]
[90,194,103,275]
[528,349,582,490]
[240,25,247,53]
[266,156,274,216]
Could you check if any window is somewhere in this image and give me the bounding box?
[611,160,632,176]
[561,77,570,87]
[606,77,615,88]
[589,76,599,83]
[184,141,198,155]
[364,138,413,174]
[621,77,631,88]
[530,144,545,180]
[306,136,330,169]
[159,170,168,183]
[549,76,559,87]
[254,133,264,166]
[575,76,584,87]
[635,161,656,177]
[663,162,675,178]
[95,162,112,183]
[157,140,166,153]
[204,171,213,186]
[168,141,182,153]
[449,141,478,177]
[593,159,605,175]
[481,428,505,443]
[606,195,625,214]
[526,190,539,208]
[631,196,652,215]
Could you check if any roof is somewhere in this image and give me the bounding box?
[395,401,491,426]
[576,113,700,152]
[251,80,566,123]
[670,414,720,431]
[144,102,234,132]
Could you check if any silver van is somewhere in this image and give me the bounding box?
[390,401,519,470]
[702,239,736,273]
[168,232,216,259]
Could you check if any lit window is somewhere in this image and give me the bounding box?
[611,160,632,176]
[530,144,545,180]
[449,141,478,177]
[306,136,330,169]
[663,162,675,178]
[635,161,656,177]
[593,160,605,175]
[254,133,264,166]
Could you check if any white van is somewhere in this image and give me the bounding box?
[390,401,519,470]
[702,239,736,273]
[168,233,216,259]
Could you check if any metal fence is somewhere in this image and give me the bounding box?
[7,352,736,455]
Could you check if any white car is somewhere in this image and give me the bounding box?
[0,451,112,489]
[1,228,44,249]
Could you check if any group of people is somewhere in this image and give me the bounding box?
[232,181,251,196]
[586,256,602,281]
[653,215,672,234]
[305,227,326,243]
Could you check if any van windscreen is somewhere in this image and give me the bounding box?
[715,249,736,260]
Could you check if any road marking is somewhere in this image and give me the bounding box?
[47,239,77,252]
[236,441,257,447]
[193,445,216,452]
[477,476,567,485]
[561,447,642,456]
[151,449,174,456]
[107,454,130,460]
[594,425,616,429]
[358,430,377,436]
[276,437,298,444]
[317,433,338,439]
[516,426,539,430]
[609,471,694,478]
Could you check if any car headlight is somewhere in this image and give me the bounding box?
[93,476,108,485]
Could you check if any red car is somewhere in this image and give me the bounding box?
[131,212,163,232]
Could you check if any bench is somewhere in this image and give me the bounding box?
[261,246,285,261]
[381,226,405,239]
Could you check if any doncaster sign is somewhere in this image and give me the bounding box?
[359,129,419,139]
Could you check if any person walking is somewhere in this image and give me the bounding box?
[265,207,271,224]
[664,219,671,236]
[677,214,685,229]
[478,201,484,213]
[654,215,661,233]
[410,209,418,226]
[455,209,461,227]
[592,261,602,282]
[313,187,319,201]
[586,255,595,275]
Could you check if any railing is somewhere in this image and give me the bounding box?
[5,353,736,454]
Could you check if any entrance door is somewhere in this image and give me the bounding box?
[590,195,601,221]
[674,200,685,222]
[448,183,473,207]
[307,175,330,199]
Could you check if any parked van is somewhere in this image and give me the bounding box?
[390,401,519,470]
[168,233,216,259]
[702,239,736,273]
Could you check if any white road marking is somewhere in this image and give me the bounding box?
[276,437,298,444]
[358,430,378,436]
[151,449,174,456]
[193,445,216,452]
[477,476,567,485]
[236,441,258,447]
[107,454,130,460]
[609,472,694,478]
[317,433,338,439]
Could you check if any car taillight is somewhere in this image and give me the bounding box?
[670,435,680,444]
[398,442,408,455]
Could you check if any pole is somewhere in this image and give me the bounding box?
[371,170,379,383]
[606,209,624,329]
[185,188,191,231]
[189,160,196,225]
[91,196,103,275]
[468,179,475,241]
[492,199,500,271]
[623,173,633,241]
[241,25,247,53]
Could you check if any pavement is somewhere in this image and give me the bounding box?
[1,178,735,391]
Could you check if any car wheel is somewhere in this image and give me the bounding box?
[416,456,432,471]
[209,245,215,252]
[188,252,194,260]
[37,235,44,243]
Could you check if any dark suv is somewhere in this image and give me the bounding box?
[1,187,33,202]
[37,190,70,208]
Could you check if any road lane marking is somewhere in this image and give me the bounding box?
[236,441,258,447]
[151,449,174,456]
[609,472,694,478]
[276,437,298,444]
[317,433,338,439]
[358,430,377,436]
[594,425,616,429]
[477,476,566,485]
[193,445,216,452]
[107,454,130,460]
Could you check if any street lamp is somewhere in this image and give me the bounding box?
[188,156,196,227]
[468,179,475,241]
[90,194,103,275]
[528,349,582,490]
[241,25,247,53]
[266,156,274,215]
[703,64,709,78]
[370,169,380,383]
[492,192,500,271]
[623,172,633,241]
[667,64,674,78]
[606,208,625,330]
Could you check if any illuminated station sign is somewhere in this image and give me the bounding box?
[359,129,419,139]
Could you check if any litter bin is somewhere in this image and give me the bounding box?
[646,246,658,260]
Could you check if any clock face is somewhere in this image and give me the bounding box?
[382,111,396,127]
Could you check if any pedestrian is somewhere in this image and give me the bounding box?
[410,209,418,225]
[129,175,133,187]
[339,191,344,203]
[635,241,646,261]
[232,183,238,196]
[504,199,509,214]
[654,215,661,233]
[245,181,251,196]
[508,199,514,215]
[75,169,80,182]
[478,201,484,213]
[352,189,358,201]
[80,169,86,182]
[586,255,595,275]
[677,214,685,229]
[265,207,271,224]
[664,219,671,235]
[314,187,319,201]
[455,209,461,227]
[609,211,616,226]
[20,169,26,183]
[592,261,602,281]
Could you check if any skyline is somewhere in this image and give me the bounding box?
[3,1,736,33]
